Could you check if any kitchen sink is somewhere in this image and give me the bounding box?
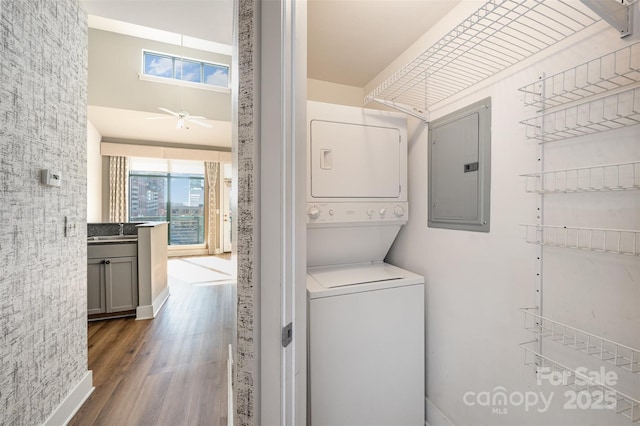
[87,235,138,242]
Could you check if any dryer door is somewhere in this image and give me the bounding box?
[310,120,401,198]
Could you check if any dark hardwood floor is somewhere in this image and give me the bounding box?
[70,257,236,426]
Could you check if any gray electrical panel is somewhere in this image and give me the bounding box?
[428,98,491,232]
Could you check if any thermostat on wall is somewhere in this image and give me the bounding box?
[40,169,61,187]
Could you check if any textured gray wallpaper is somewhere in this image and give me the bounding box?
[0,0,88,424]
[235,0,257,424]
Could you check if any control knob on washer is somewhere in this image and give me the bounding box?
[307,206,321,219]
[379,208,387,217]
[367,208,374,217]
[393,205,405,218]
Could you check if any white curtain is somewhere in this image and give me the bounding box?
[108,156,129,222]
[205,162,220,254]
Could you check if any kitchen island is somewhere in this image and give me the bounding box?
[87,222,169,321]
[135,222,169,320]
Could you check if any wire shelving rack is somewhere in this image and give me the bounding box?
[519,41,640,109]
[364,0,600,113]
[521,308,640,374]
[521,224,640,256]
[520,161,640,193]
[521,344,640,422]
[520,86,640,142]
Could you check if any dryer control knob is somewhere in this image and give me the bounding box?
[328,209,335,216]
[379,208,387,216]
[308,206,321,219]
[366,208,374,217]
[394,205,405,218]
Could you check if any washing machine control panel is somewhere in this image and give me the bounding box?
[306,202,408,224]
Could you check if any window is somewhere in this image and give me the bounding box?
[143,50,229,89]
[129,158,206,246]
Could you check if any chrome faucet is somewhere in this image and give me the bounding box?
[119,223,124,236]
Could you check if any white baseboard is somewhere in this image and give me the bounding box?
[426,397,453,426]
[136,286,170,320]
[43,370,94,426]
[152,286,170,316]
[167,247,208,257]
[227,344,234,426]
[136,304,154,320]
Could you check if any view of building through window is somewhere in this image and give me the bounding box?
[129,158,205,246]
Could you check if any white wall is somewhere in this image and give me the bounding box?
[374,3,640,425]
[87,120,102,222]
[307,78,363,107]
[88,28,231,121]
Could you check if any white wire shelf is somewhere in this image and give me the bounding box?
[521,344,640,422]
[520,161,640,193]
[519,42,640,109]
[520,86,640,142]
[521,224,640,256]
[521,308,640,373]
[364,0,599,112]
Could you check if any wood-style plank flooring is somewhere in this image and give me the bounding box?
[70,256,236,426]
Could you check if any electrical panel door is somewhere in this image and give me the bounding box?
[431,113,479,220]
[428,98,491,232]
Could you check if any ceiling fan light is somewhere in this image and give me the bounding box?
[177,118,185,129]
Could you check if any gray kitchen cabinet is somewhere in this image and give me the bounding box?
[87,243,138,316]
[87,258,107,315]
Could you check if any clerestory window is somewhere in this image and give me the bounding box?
[142,50,229,89]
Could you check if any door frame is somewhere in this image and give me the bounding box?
[259,0,307,424]
[234,0,306,424]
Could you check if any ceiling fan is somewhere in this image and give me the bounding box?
[147,107,212,129]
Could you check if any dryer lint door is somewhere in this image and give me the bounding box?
[309,120,401,199]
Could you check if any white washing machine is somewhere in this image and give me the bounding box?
[306,101,424,425]
[307,262,424,426]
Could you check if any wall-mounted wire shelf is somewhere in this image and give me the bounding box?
[521,224,640,256]
[521,308,640,373]
[519,42,640,109]
[520,161,640,193]
[521,86,640,142]
[522,345,640,422]
[364,0,599,113]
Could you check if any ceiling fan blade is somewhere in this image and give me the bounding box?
[187,115,207,120]
[158,107,179,117]
[186,118,213,128]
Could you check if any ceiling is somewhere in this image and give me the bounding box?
[80,0,234,46]
[307,0,460,87]
[81,0,460,146]
[88,105,233,146]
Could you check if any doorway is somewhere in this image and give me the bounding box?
[222,179,232,253]
[82,0,239,421]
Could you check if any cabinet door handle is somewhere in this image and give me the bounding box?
[105,260,111,264]
[100,260,106,264]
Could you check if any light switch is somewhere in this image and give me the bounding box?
[65,216,78,237]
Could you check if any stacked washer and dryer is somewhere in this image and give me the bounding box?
[306,101,425,425]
